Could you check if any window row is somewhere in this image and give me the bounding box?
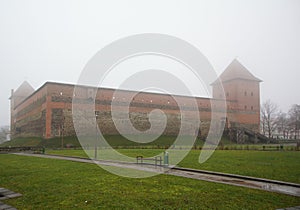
[244,105,254,110]
[225,91,254,97]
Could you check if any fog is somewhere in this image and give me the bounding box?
[0,0,299,126]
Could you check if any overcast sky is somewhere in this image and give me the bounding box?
[0,0,299,127]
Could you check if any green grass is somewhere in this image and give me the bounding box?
[0,136,81,148]
[47,149,300,184]
[48,149,90,158]
[1,135,178,148]
[1,135,235,148]
[0,154,299,209]
[0,137,43,147]
[178,150,300,184]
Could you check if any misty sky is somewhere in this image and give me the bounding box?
[0,0,299,127]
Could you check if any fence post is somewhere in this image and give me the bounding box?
[164,152,169,166]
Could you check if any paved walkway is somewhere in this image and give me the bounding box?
[277,206,300,210]
[13,153,300,197]
[0,188,22,210]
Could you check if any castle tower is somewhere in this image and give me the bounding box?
[212,59,262,132]
[10,81,35,137]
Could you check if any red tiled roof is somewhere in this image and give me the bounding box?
[213,59,262,84]
[13,81,35,97]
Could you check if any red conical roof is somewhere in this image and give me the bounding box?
[13,81,35,97]
[213,59,262,84]
[11,81,35,108]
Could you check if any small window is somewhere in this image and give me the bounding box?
[226,92,229,97]
[87,88,94,98]
[95,111,100,117]
[244,91,247,96]
[251,92,253,96]
[244,105,247,110]
[251,106,253,110]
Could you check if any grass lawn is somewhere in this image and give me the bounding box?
[47,149,300,183]
[0,135,234,148]
[0,135,179,148]
[179,150,300,184]
[0,154,299,209]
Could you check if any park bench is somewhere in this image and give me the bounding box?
[136,155,162,166]
[262,145,283,151]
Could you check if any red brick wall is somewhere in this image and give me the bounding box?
[213,79,260,132]
[45,83,213,138]
[11,80,261,139]
[11,85,48,138]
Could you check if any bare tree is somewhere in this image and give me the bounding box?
[288,104,300,139]
[276,111,288,139]
[261,100,278,138]
[261,111,267,136]
[0,126,10,144]
[286,118,295,139]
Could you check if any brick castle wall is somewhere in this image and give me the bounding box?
[11,79,260,139]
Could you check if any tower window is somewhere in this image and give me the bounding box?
[226,92,229,97]
[87,88,94,98]
[251,106,253,110]
[244,105,247,110]
[244,91,247,96]
[251,92,253,96]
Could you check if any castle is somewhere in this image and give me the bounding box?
[10,59,261,140]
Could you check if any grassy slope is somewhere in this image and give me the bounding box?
[0,154,299,209]
[0,136,81,148]
[0,135,237,148]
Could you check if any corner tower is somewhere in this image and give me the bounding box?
[212,59,262,132]
[10,81,35,138]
